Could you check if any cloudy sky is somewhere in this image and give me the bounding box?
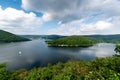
[0,0,120,35]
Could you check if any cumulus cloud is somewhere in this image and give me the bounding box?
[21,0,87,23]
[21,0,120,35]
[47,18,120,35]
[0,6,43,34]
[0,0,119,35]
[22,0,120,23]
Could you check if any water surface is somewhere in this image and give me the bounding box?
[0,40,116,70]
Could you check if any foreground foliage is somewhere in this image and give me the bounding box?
[115,44,120,54]
[46,36,99,47]
[0,30,30,43]
[0,57,120,80]
[114,44,120,57]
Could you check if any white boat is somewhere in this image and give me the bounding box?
[18,51,22,55]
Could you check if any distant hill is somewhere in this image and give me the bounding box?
[21,34,120,43]
[46,36,99,47]
[0,30,30,43]
[85,35,120,43]
[20,35,66,40]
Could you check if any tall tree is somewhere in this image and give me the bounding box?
[114,44,120,57]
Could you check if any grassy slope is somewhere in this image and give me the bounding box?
[0,57,120,80]
[46,36,99,47]
[0,30,30,43]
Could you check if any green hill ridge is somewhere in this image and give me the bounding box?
[0,30,30,43]
[46,36,99,47]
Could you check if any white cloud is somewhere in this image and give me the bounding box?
[0,6,43,34]
[0,0,119,35]
[22,0,120,23]
[42,13,52,21]
[21,0,120,35]
[47,18,120,35]
[21,0,87,23]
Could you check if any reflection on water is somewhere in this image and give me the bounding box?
[0,40,116,70]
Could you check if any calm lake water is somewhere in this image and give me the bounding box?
[0,39,116,70]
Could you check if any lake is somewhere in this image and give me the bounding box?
[0,39,116,70]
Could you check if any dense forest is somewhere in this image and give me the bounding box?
[0,30,30,43]
[46,36,100,47]
[21,35,120,43]
[0,56,119,80]
[86,35,120,43]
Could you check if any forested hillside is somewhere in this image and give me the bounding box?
[0,30,30,43]
[46,36,99,47]
[86,35,120,43]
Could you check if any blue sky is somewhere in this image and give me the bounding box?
[0,0,21,9]
[0,0,42,16]
[0,0,58,35]
[0,0,120,35]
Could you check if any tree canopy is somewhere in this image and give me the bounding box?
[0,30,30,43]
[46,36,99,47]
